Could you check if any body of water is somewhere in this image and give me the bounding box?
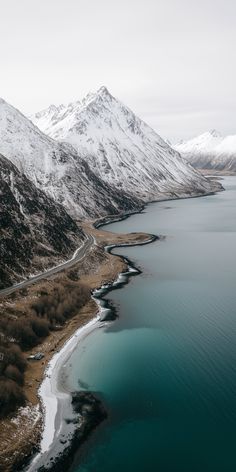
[67,177,236,472]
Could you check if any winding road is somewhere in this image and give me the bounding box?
[0,233,95,298]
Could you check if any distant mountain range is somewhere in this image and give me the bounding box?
[174,130,236,172]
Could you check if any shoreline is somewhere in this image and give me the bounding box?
[25,316,101,472]
[93,185,224,230]
[0,184,222,471]
[0,185,223,298]
[1,221,152,470]
[24,234,158,471]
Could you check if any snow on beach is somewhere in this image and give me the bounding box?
[37,247,138,455]
[38,316,100,454]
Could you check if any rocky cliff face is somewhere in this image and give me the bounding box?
[0,154,84,288]
[31,86,222,198]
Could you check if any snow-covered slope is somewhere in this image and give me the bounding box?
[31,86,222,199]
[0,153,84,288]
[0,98,140,218]
[174,130,236,172]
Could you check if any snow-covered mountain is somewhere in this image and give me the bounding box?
[174,130,236,172]
[0,153,84,288]
[31,87,222,200]
[0,98,140,218]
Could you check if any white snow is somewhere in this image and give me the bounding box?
[175,130,223,154]
[11,404,41,427]
[174,130,236,170]
[9,171,28,218]
[39,316,100,453]
[0,89,222,224]
[30,86,218,199]
[0,97,136,218]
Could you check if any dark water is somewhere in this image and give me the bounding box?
[68,177,236,472]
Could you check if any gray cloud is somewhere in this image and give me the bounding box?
[0,0,235,140]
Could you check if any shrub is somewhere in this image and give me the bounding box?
[0,343,26,417]
[4,364,24,386]
[5,344,27,373]
[67,270,80,281]
[0,379,26,417]
[30,317,50,338]
[7,321,39,350]
[31,283,90,326]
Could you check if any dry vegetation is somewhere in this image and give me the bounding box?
[0,344,26,417]
[0,224,154,470]
[0,227,151,420]
[0,281,90,418]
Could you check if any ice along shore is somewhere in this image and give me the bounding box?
[25,230,158,472]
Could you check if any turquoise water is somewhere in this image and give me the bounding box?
[68,177,236,472]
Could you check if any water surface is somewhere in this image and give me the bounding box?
[68,177,236,472]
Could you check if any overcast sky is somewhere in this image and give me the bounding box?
[1,0,235,141]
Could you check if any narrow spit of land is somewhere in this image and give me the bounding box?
[0,219,156,472]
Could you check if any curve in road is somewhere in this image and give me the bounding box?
[0,233,94,298]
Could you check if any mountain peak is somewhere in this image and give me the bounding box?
[79,86,113,112]
[47,104,57,112]
[34,103,66,120]
[209,129,221,138]
[97,85,110,96]
[173,128,236,172]
[30,88,220,200]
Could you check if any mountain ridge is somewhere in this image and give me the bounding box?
[0,97,141,218]
[30,86,222,199]
[174,130,236,171]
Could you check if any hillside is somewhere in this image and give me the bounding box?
[0,154,84,288]
[0,98,140,218]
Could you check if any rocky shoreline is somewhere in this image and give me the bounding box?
[21,234,158,472]
[29,392,107,472]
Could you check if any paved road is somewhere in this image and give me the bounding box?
[0,233,94,298]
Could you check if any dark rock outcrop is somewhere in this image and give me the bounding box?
[36,392,107,472]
